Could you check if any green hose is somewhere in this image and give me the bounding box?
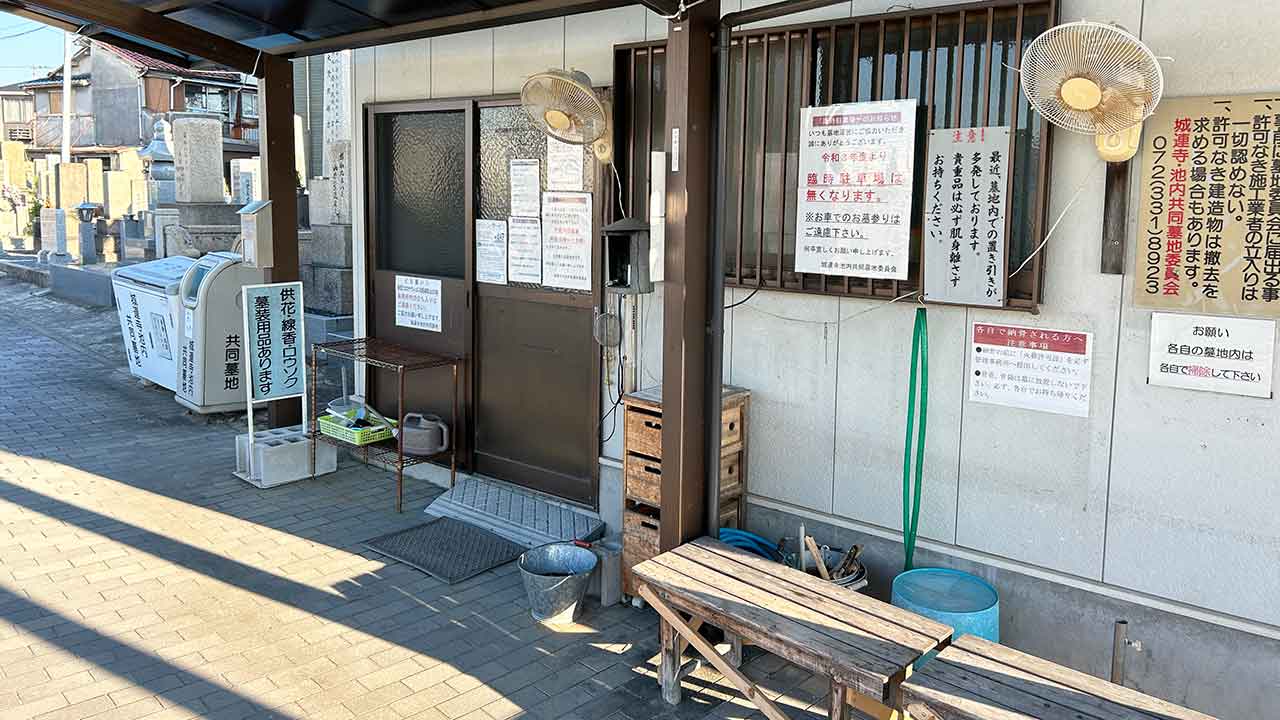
[902,307,929,572]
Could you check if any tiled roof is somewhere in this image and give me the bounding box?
[100,42,246,83]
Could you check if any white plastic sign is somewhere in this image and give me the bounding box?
[1148,312,1275,398]
[395,275,442,332]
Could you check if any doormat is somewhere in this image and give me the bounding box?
[364,516,525,584]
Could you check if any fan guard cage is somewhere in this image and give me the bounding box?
[521,69,609,145]
[1021,21,1163,135]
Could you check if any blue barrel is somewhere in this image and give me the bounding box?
[892,568,999,642]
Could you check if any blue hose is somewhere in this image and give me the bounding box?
[719,528,784,561]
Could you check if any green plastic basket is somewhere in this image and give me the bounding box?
[318,413,397,446]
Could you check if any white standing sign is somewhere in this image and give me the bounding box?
[923,126,1010,306]
[508,216,543,285]
[1148,313,1275,398]
[795,99,917,279]
[510,159,541,217]
[542,191,593,291]
[395,275,442,332]
[475,219,509,285]
[970,322,1093,418]
[546,137,584,191]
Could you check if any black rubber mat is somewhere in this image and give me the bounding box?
[364,516,525,584]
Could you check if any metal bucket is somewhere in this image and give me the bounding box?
[518,542,599,624]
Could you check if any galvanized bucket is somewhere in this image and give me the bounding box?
[518,542,599,624]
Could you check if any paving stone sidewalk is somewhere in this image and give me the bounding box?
[0,276,835,720]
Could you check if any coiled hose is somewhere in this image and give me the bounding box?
[902,307,928,572]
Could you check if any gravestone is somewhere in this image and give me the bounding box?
[131,177,150,214]
[151,208,179,259]
[55,162,87,209]
[308,177,333,226]
[172,114,224,203]
[85,158,104,205]
[322,141,350,225]
[116,148,143,177]
[230,158,260,204]
[322,51,351,150]
[44,153,59,171]
[103,170,132,220]
[1,141,25,188]
[39,207,68,261]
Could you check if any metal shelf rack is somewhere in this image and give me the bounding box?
[308,337,462,512]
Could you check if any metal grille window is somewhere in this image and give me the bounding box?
[615,0,1055,309]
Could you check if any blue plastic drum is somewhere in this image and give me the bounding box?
[892,568,999,642]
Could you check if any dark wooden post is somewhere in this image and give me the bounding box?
[259,55,302,428]
[660,0,718,551]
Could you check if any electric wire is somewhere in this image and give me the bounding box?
[1010,158,1102,277]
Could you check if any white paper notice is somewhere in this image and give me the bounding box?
[508,216,543,284]
[509,159,541,217]
[969,323,1093,417]
[542,192,593,291]
[795,99,917,279]
[394,275,442,332]
[1148,312,1275,398]
[475,219,508,285]
[546,138,584,191]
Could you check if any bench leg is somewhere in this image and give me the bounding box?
[829,679,849,720]
[726,631,744,668]
[659,616,682,705]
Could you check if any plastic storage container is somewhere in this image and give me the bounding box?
[892,568,999,642]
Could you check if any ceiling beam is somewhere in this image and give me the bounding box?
[637,0,680,16]
[7,0,262,75]
[143,0,219,14]
[269,0,637,58]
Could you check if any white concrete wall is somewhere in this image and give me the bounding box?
[351,0,1280,635]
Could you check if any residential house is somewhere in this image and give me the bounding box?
[0,81,34,142]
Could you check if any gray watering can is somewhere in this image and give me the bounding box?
[401,413,449,456]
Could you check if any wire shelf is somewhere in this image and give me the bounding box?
[315,337,459,372]
[309,431,444,468]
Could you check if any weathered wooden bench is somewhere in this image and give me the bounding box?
[632,536,953,720]
[901,635,1219,720]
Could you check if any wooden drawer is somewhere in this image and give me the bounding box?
[721,404,743,449]
[625,454,662,506]
[623,506,661,596]
[625,406,663,458]
[719,452,742,499]
[718,497,742,529]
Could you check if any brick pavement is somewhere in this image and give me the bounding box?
[0,277,834,720]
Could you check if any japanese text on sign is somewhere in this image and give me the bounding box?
[1148,312,1275,398]
[969,323,1093,418]
[1137,94,1280,318]
[508,216,543,285]
[542,191,593,291]
[923,127,1010,306]
[475,219,509,285]
[241,282,306,402]
[395,275,442,332]
[795,99,917,279]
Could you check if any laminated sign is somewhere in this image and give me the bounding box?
[922,126,1010,306]
[395,275,442,332]
[969,323,1093,418]
[1136,94,1280,318]
[1148,312,1275,398]
[795,99,917,279]
[242,282,306,403]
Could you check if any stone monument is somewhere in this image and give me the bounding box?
[103,171,133,220]
[1,141,26,189]
[39,208,69,263]
[172,113,224,204]
[55,162,87,210]
[230,158,261,204]
[85,158,104,205]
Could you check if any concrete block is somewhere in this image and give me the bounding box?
[303,311,352,345]
[299,262,315,290]
[308,178,333,226]
[1,140,25,188]
[309,266,353,315]
[103,171,132,219]
[55,162,87,209]
[85,158,104,204]
[165,224,238,258]
[236,426,336,488]
[177,201,240,226]
[48,264,115,307]
[304,224,353,268]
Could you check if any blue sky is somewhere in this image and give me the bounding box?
[0,18,65,87]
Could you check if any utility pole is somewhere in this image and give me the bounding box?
[61,30,72,163]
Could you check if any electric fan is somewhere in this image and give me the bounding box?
[1020,20,1163,162]
[521,69,613,163]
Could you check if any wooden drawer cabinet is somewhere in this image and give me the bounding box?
[621,385,750,596]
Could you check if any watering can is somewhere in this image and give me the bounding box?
[401,413,449,456]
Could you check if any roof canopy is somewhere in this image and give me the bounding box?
[1,0,679,75]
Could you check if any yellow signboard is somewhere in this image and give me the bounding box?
[1135,94,1280,318]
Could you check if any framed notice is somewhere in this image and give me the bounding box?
[922,126,1010,306]
[475,219,508,285]
[541,192,593,291]
[969,323,1093,417]
[508,216,542,284]
[394,275,442,332]
[795,99,917,279]
[1136,94,1280,318]
[1148,312,1275,398]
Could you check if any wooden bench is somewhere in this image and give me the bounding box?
[632,536,953,720]
[901,635,1219,720]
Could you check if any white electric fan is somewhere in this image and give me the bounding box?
[521,68,614,163]
[1020,20,1164,162]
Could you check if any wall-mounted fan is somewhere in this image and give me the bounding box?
[1020,20,1165,274]
[1021,20,1163,163]
[521,69,613,163]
